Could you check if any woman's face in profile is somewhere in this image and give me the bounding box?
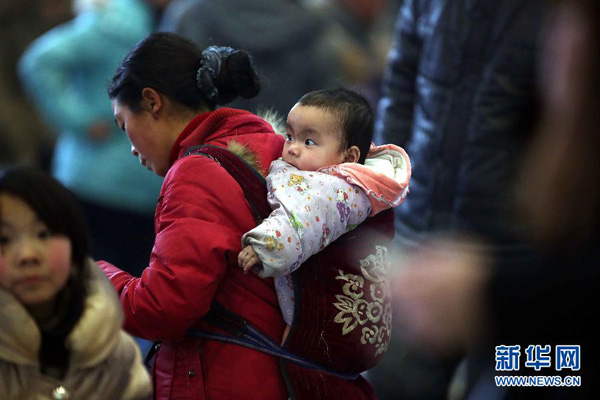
[112,99,172,177]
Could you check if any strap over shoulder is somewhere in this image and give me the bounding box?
[184,144,272,221]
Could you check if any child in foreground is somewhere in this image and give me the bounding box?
[0,167,150,400]
[238,88,411,337]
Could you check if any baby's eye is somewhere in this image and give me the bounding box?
[305,139,316,146]
[0,235,10,245]
[285,133,293,142]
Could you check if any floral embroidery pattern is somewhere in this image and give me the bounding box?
[333,246,391,357]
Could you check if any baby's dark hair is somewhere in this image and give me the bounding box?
[108,32,261,112]
[0,167,90,299]
[297,88,374,164]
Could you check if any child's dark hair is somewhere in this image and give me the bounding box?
[108,32,261,112]
[0,167,90,299]
[297,88,374,164]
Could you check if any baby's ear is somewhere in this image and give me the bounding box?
[344,146,360,163]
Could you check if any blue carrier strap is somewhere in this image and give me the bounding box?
[187,303,360,381]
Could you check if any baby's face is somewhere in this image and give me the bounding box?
[283,104,346,171]
[0,194,71,312]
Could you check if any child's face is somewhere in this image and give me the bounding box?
[283,104,348,171]
[0,194,72,310]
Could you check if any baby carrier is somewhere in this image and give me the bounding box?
[183,144,396,399]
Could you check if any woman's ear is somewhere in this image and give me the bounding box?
[344,146,360,163]
[141,87,163,119]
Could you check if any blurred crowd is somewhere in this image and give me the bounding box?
[1,0,400,169]
[1,0,598,399]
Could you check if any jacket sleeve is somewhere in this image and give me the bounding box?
[242,169,370,278]
[99,156,253,340]
[374,0,421,146]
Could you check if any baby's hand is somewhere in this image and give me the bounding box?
[238,245,260,273]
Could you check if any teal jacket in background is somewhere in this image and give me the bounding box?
[19,0,163,213]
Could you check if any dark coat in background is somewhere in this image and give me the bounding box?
[371,1,546,398]
[375,0,544,254]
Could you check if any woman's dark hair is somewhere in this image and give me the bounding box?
[108,32,261,112]
[297,88,374,164]
[0,167,90,298]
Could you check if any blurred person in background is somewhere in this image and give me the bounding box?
[18,0,163,280]
[302,0,401,107]
[0,0,72,167]
[157,0,342,117]
[143,0,174,29]
[392,0,600,398]
[370,0,546,398]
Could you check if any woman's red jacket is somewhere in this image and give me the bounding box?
[99,108,288,400]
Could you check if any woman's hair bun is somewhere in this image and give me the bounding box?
[196,46,261,105]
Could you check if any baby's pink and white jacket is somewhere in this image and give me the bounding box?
[242,144,411,325]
